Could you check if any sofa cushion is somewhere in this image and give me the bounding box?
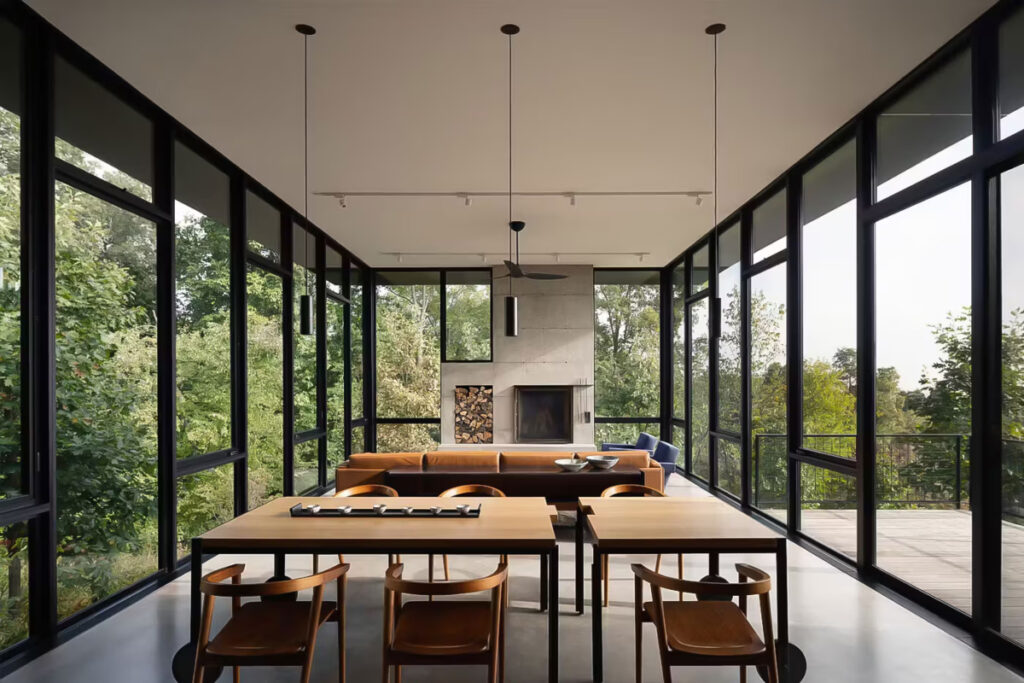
[424,451,499,470]
[500,452,574,468]
[348,452,424,469]
[575,450,651,467]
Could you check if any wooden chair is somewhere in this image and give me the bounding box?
[192,561,350,683]
[382,562,508,683]
[631,562,779,683]
[433,485,507,584]
[312,485,401,573]
[600,484,683,605]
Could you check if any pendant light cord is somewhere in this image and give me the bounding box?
[303,30,310,296]
[507,30,513,296]
[712,30,718,228]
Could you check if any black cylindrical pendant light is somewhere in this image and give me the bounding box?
[505,295,518,337]
[502,24,519,337]
[297,23,315,336]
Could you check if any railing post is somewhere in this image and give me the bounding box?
[955,435,963,511]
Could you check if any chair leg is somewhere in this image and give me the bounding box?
[678,554,684,601]
[428,555,434,602]
[443,554,450,580]
[740,665,747,683]
[300,662,313,683]
[339,577,347,683]
[655,554,662,573]
[634,594,643,682]
[233,666,240,683]
[603,554,610,607]
[313,554,319,574]
[381,659,389,683]
[191,663,204,683]
[394,665,402,683]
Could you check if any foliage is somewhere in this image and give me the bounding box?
[594,283,660,422]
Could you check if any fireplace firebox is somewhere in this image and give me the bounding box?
[514,385,573,444]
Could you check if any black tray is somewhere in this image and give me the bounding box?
[289,503,482,518]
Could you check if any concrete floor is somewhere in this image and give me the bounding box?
[6,478,1024,682]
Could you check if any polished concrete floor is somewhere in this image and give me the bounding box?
[6,478,1024,682]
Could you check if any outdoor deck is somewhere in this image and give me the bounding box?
[798,509,1024,641]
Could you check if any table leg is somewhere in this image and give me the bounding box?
[548,546,559,683]
[540,554,549,612]
[777,540,789,680]
[190,538,202,640]
[274,552,286,577]
[576,509,585,614]
[592,550,603,683]
[709,551,720,576]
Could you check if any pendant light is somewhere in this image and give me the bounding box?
[297,23,316,336]
[706,23,724,230]
[502,23,520,337]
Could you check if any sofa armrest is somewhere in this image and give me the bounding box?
[640,465,665,493]
[334,465,387,493]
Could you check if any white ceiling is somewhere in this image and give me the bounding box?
[29,0,994,267]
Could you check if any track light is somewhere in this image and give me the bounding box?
[696,196,704,207]
[339,195,347,208]
[568,193,576,206]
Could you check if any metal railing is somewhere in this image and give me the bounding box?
[752,433,970,511]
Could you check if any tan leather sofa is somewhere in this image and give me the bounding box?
[335,449,664,494]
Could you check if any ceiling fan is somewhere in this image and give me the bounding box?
[496,220,568,280]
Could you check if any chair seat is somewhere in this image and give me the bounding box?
[392,601,493,656]
[644,600,765,657]
[206,601,337,658]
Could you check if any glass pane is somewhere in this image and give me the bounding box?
[55,182,158,618]
[177,464,235,558]
[594,278,660,418]
[175,142,231,458]
[717,438,741,497]
[595,423,660,450]
[1001,7,1024,139]
[672,264,686,418]
[876,50,972,200]
[247,190,280,262]
[326,247,343,296]
[751,265,787,523]
[350,266,365,418]
[294,438,319,494]
[798,463,857,560]
[0,522,28,650]
[0,16,23,501]
[1001,163,1024,642]
[445,271,490,361]
[753,190,786,263]
[327,297,346,470]
[293,225,319,433]
[801,140,857,458]
[350,424,365,456]
[54,57,153,201]
[247,265,284,510]
[376,273,440,419]
[690,244,709,294]
[689,298,710,480]
[717,223,741,434]
[876,183,972,612]
[671,424,686,468]
[377,423,440,452]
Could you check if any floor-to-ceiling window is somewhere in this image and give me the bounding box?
[749,189,788,522]
[292,224,321,493]
[670,262,687,461]
[688,243,711,481]
[715,223,742,496]
[326,246,346,473]
[375,271,442,451]
[593,270,661,448]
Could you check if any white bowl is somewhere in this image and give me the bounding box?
[586,455,619,470]
[554,458,587,472]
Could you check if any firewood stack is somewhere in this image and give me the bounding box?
[454,385,494,444]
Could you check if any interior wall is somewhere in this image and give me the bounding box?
[441,264,595,446]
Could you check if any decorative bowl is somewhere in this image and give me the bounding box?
[554,458,587,472]
[586,455,619,470]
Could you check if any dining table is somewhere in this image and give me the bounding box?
[579,495,805,683]
[171,496,560,683]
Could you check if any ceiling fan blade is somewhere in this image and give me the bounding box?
[493,274,510,279]
[503,259,525,278]
[524,272,568,280]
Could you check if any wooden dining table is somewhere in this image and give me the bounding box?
[173,496,560,683]
[579,496,801,683]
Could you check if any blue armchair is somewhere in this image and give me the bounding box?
[601,431,658,455]
[652,441,680,481]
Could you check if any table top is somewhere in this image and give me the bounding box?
[584,496,783,551]
[198,496,557,552]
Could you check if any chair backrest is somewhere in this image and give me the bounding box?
[601,484,665,498]
[439,484,506,498]
[653,440,680,465]
[200,562,349,598]
[335,484,399,497]
[636,432,659,451]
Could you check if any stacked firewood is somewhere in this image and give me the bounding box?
[454,385,494,444]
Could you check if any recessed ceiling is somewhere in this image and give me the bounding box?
[27,0,994,267]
